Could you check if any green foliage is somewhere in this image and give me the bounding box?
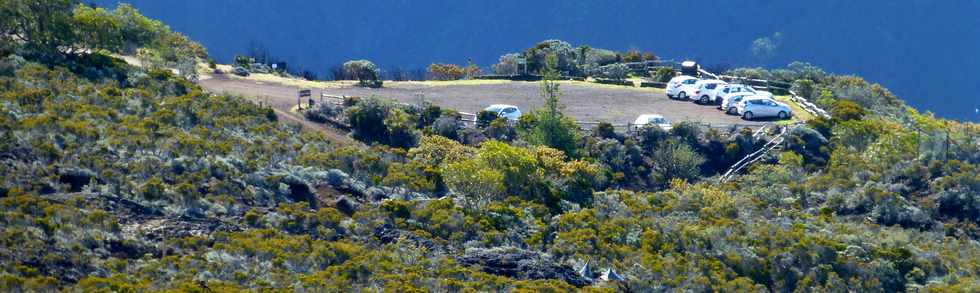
[476,110,498,128]
[3,7,980,293]
[591,122,619,140]
[649,67,676,83]
[0,0,78,61]
[831,99,867,121]
[649,139,705,186]
[342,59,379,81]
[523,54,580,157]
[384,108,419,148]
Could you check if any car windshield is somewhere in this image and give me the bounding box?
[650,117,667,124]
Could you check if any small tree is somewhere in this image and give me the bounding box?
[343,59,381,87]
[524,54,580,157]
[464,60,482,79]
[492,53,521,75]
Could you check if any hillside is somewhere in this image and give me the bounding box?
[1,2,979,292]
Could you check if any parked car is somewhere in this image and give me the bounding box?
[666,75,698,100]
[484,104,522,120]
[715,84,772,106]
[693,79,727,104]
[721,93,761,114]
[632,114,672,131]
[736,97,793,120]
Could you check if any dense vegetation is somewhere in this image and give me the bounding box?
[1,2,979,292]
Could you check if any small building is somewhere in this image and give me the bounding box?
[681,60,700,77]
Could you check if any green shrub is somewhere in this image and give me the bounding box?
[650,67,676,83]
[649,139,705,186]
[343,59,379,82]
[476,110,498,128]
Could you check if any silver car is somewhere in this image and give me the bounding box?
[736,97,793,120]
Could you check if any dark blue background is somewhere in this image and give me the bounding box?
[93,0,980,121]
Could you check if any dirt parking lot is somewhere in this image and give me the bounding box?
[198,75,770,129]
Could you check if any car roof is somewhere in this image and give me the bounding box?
[696,79,725,84]
[485,104,518,111]
[637,114,665,119]
[741,96,773,101]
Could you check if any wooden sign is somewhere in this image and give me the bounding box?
[298,89,312,97]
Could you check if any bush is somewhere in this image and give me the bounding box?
[304,102,343,124]
[592,122,619,140]
[384,108,419,149]
[430,117,461,140]
[492,53,521,75]
[485,118,516,141]
[649,139,705,186]
[343,59,379,82]
[476,110,498,128]
[427,63,465,80]
[346,97,392,144]
[622,48,642,62]
[524,40,578,75]
[650,67,675,83]
[592,63,629,80]
[832,99,866,121]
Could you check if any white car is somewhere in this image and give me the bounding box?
[632,114,672,131]
[693,79,727,105]
[721,93,761,114]
[737,97,793,120]
[666,75,698,100]
[484,104,522,120]
[716,84,772,106]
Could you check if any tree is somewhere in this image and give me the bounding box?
[72,4,124,53]
[0,0,80,61]
[343,60,380,87]
[524,54,580,157]
[464,60,482,78]
[492,53,521,75]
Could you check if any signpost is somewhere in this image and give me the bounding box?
[298,89,311,110]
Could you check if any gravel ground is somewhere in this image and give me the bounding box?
[198,75,771,129]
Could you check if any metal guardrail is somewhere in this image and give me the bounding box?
[719,124,797,183]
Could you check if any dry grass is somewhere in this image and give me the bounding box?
[774,95,815,122]
[394,79,514,87]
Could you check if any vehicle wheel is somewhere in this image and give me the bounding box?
[777,111,788,120]
[699,95,709,104]
[726,107,735,114]
[743,111,754,120]
[678,92,687,100]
